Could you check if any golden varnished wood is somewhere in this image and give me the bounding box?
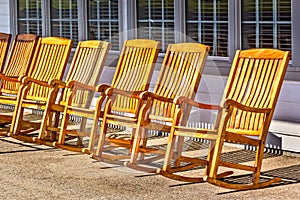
[0,32,11,73]
[92,43,210,168]
[53,39,160,153]
[0,34,38,132]
[160,48,290,190]
[8,37,73,137]
[31,40,111,147]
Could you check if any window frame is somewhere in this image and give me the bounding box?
[10,0,297,66]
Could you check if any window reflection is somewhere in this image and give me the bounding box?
[241,0,291,52]
[137,0,175,52]
[186,0,229,57]
[88,0,119,50]
[17,0,42,36]
[51,0,79,44]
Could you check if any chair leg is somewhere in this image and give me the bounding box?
[38,106,53,140]
[208,136,225,179]
[162,128,177,172]
[252,143,265,184]
[174,135,184,167]
[138,128,149,161]
[77,117,87,147]
[205,140,216,177]
[80,117,87,133]
[10,86,28,135]
[10,105,25,136]
[57,110,70,144]
[50,111,60,141]
[129,125,143,164]
[95,116,108,159]
[129,128,136,152]
[86,111,101,154]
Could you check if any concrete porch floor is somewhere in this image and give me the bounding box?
[0,135,299,200]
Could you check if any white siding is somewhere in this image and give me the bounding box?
[0,0,10,33]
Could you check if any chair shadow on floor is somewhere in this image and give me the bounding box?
[124,140,299,191]
[0,136,57,154]
[91,138,287,178]
[167,153,300,192]
[152,141,299,192]
[0,131,299,191]
[216,163,300,194]
[138,141,282,170]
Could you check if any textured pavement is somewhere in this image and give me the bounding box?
[0,136,299,200]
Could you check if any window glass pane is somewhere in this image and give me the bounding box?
[278,24,291,50]
[88,0,119,50]
[137,0,175,52]
[186,0,228,57]
[259,0,273,21]
[277,0,291,21]
[241,0,291,53]
[17,0,42,35]
[51,0,78,44]
[242,0,256,21]
[259,24,274,48]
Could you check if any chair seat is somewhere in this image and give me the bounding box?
[106,114,138,127]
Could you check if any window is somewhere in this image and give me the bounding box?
[16,0,120,49]
[88,0,120,50]
[17,0,42,35]
[137,0,175,51]
[186,0,229,57]
[241,0,291,52]
[13,0,295,62]
[51,0,79,44]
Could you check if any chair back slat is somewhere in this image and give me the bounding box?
[1,34,38,95]
[223,49,290,132]
[62,40,110,107]
[0,32,11,73]
[150,43,210,119]
[26,37,73,101]
[111,39,160,113]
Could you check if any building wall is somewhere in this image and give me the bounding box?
[0,0,10,33]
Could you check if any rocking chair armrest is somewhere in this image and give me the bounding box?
[22,77,50,87]
[105,87,143,99]
[139,91,174,103]
[19,75,27,82]
[175,96,222,110]
[67,80,96,91]
[0,73,20,82]
[49,79,67,88]
[224,99,272,113]
[96,84,110,93]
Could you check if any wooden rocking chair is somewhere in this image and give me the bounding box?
[30,40,111,147]
[0,32,12,73]
[9,37,73,138]
[160,49,290,190]
[92,43,210,168]
[0,34,39,129]
[52,39,160,153]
